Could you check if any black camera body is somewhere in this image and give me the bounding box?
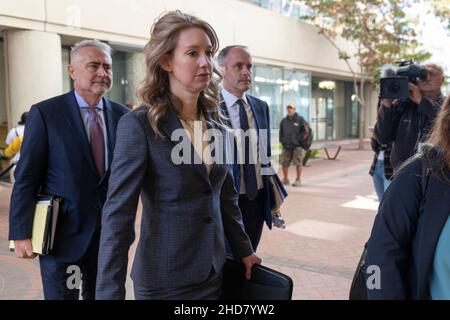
[379,61,428,99]
[380,76,409,99]
[396,61,428,85]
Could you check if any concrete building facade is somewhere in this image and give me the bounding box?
[0,0,378,146]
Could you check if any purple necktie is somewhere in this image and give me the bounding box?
[86,106,105,177]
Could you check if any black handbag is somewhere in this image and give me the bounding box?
[298,122,314,151]
[349,243,368,300]
[221,257,293,300]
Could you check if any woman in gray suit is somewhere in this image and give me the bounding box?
[95,10,261,300]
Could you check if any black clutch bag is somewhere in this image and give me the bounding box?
[221,257,293,300]
[349,242,368,300]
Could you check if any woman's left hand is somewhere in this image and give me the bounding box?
[241,254,262,280]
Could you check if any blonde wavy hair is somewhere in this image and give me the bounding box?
[138,10,223,136]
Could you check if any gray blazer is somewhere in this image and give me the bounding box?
[96,105,254,299]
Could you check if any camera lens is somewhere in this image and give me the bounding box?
[389,82,400,93]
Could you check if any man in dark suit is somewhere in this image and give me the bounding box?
[218,45,274,251]
[8,39,129,300]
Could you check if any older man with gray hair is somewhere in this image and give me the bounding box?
[8,39,129,299]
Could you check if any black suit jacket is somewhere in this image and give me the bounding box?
[366,150,450,299]
[220,94,275,228]
[9,91,129,262]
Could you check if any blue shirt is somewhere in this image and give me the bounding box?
[430,214,450,299]
[74,91,109,171]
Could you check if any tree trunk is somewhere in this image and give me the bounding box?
[352,76,366,150]
[358,80,366,150]
[358,102,366,150]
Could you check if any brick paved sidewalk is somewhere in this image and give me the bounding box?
[0,145,377,300]
[258,146,376,299]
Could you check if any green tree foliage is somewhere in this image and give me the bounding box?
[426,0,450,30]
[300,0,430,147]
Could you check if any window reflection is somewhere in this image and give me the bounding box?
[241,0,314,19]
[250,64,311,133]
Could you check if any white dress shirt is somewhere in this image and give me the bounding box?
[221,88,263,194]
[180,116,213,176]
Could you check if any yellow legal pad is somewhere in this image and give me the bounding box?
[10,196,61,255]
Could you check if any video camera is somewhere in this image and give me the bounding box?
[379,60,428,99]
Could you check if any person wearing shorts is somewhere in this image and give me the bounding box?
[279,105,308,186]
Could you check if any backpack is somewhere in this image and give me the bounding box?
[4,135,23,159]
[298,122,314,151]
[348,154,431,300]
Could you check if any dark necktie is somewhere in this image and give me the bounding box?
[86,106,105,177]
[237,99,258,201]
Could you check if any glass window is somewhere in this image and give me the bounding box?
[106,51,127,105]
[250,64,311,147]
[61,47,72,93]
[251,64,284,130]
[282,69,311,121]
[242,0,314,19]
[123,52,145,106]
[281,0,308,17]
[260,0,282,11]
[250,64,312,132]
[311,77,359,141]
[311,78,333,140]
[245,0,263,6]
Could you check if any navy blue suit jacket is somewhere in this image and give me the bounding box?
[8,91,129,262]
[366,151,450,299]
[221,94,275,228]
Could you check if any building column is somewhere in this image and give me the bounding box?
[3,29,62,130]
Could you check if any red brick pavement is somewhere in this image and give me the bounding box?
[0,145,377,300]
[0,183,43,299]
[258,146,377,299]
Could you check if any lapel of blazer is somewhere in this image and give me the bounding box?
[246,94,261,131]
[219,94,232,127]
[62,91,99,178]
[103,98,117,167]
[246,94,272,167]
[160,106,211,186]
[219,93,240,176]
[204,112,222,184]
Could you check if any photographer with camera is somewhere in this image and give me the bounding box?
[375,62,445,172]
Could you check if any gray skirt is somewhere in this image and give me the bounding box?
[133,269,223,300]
